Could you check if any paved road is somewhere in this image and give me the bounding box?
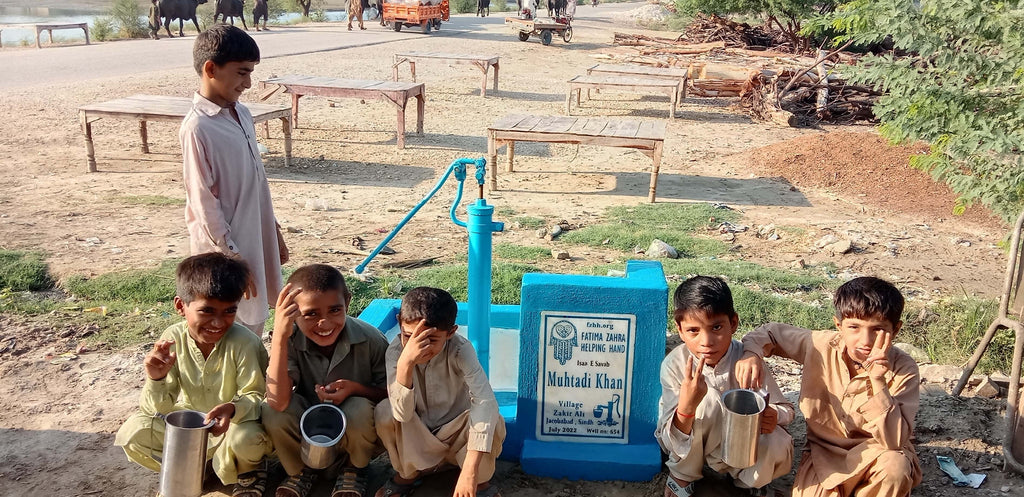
[0,4,640,91]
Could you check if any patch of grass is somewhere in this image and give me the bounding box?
[408,262,540,305]
[117,195,185,207]
[494,243,551,263]
[562,203,737,257]
[731,286,834,333]
[901,297,1003,372]
[513,216,546,229]
[659,258,835,293]
[496,207,517,217]
[63,260,178,304]
[0,250,54,291]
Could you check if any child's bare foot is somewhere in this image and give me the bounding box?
[665,475,693,497]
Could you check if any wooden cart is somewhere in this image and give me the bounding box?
[383,0,450,33]
[504,16,572,45]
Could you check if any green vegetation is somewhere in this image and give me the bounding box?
[91,17,116,41]
[513,216,546,229]
[812,0,1024,222]
[110,0,147,38]
[453,0,477,14]
[494,243,552,263]
[562,203,737,257]
[901,297,1002,373]
[0,251,54,292]
[63,260,178,304]
[117,195,185,207]
[674,0,833,49]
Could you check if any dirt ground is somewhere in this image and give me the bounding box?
[0,3,1021,497]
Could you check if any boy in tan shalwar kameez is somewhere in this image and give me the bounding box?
[737,276,922,497]
[374,287,505,497]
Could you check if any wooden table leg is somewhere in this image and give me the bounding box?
[83,26,90,45]
[648,141,664,203]
[34,28,41,49]
[281,116,292,167]
[397,102,407,149]
[576,87,582,106]
[477,62,488,97]
[80,110,97,172]
[392,55,399,81]
[506,141,515,172]
[409,61,417,83]
[492,61,499,93]
[415,93,424,134]
[291,93,301,129]
[487,132,497,191]
[669,88,677,120]
[565,87,572,115]
[139,121,150,154]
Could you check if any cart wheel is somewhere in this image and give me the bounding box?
[517,31,530,42]
[392,21,402,32]
[433,19,441,30]
[562,26,572,42]
[420,20,431,33]
[540,29,552,45]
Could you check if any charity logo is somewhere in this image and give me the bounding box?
[549,319,578,365]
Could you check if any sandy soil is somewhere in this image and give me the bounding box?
[0,4,1021,497]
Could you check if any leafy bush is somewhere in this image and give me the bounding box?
[91,16,116,41]
[813,0,1024,222]
[453,0,477,14]
[675,0,835,50]
[110,0,147,38]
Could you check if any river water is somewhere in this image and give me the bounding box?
[0,6,358,46]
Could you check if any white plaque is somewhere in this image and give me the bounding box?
[537,311,635,443]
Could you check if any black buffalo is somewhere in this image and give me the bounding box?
[477,0,490,17]
[253,0,269,31]
[160,0,208,37]
[215,0,249,30]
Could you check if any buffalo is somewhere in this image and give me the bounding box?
[160,0,208,38]
[477,0,490,17]
[215,0,249,30]
[253,0,269,31]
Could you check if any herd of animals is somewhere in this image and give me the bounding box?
[156,0,577,37]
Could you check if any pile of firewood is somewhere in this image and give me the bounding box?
[675,14,788,50]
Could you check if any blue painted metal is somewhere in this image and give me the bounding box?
[466,199,503,375]
[354,157,480,275]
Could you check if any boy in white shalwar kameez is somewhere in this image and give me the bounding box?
[656,276,794,497]
[374,287,505,497]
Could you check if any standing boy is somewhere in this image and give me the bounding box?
[148,0,161,39]
[374,287,505,497]
[657,276,794,497]
[736,276,921,497]
[263,264,388,497]
[181,24,288,337]
[115,253,272,496]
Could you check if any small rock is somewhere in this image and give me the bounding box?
[822,238,853,255]
[552,249,570,260]
[815,234,839,248]
[894,343,930,364]
[1001,485,1011,492]
[975,376,1001,398]
[286,226,302,233]
[601,238,610,245]
[535,228,547,239]
[75,343,89,354]
[950,237,972,247]
[647,239,678,259]
[885,243,898,257]
[918,364,964,383]
[547,224,563,240]
[110,247,123,254]
[721,232,735,243]
[767,233,780,241]
[791,258,806,269]
[967,374,985,387]
[304,199,329,211]
[757,223,777,238]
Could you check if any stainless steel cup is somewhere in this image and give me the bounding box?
[300,403,347,469]
[158,410,215,497]
[720,389,766,469]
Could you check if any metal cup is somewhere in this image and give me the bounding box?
[157,410,215,497]
[720,389,766,469]
[300,403,347,469]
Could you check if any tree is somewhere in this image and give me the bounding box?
[675,0,837,50]
[812,0,1024,221]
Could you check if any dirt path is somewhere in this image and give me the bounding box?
[0,3,1020,496]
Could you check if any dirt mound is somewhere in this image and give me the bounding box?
[743,131,1001,226]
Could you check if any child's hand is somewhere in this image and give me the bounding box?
[735,351,765,391]
[677,355,707,415]
[760,405,778,434]
[205,402,235,437]
[399,319,437,367]
[317,379,356,405]
[144,339,177,380]
[453,472,476,497]
[864,331,892,380]
[273,283,302,340]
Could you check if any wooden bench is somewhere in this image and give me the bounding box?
[0,23,89,48]
[78,95,292,172]
[566,74,681,120]
[586,64,688,100]
[487,114,667,202]
[260,75,425,149]
[393,52,499,97]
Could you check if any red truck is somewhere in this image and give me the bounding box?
[383,0,450,33]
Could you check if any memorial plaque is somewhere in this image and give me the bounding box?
[537,311,636,443]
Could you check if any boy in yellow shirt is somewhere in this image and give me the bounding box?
[115,253,272,497]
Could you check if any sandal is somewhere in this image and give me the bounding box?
[665,477,694,497]
[332,466,369,497]
[374,477,418,497]
[275,468,316,497]
[232,465,268,497]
